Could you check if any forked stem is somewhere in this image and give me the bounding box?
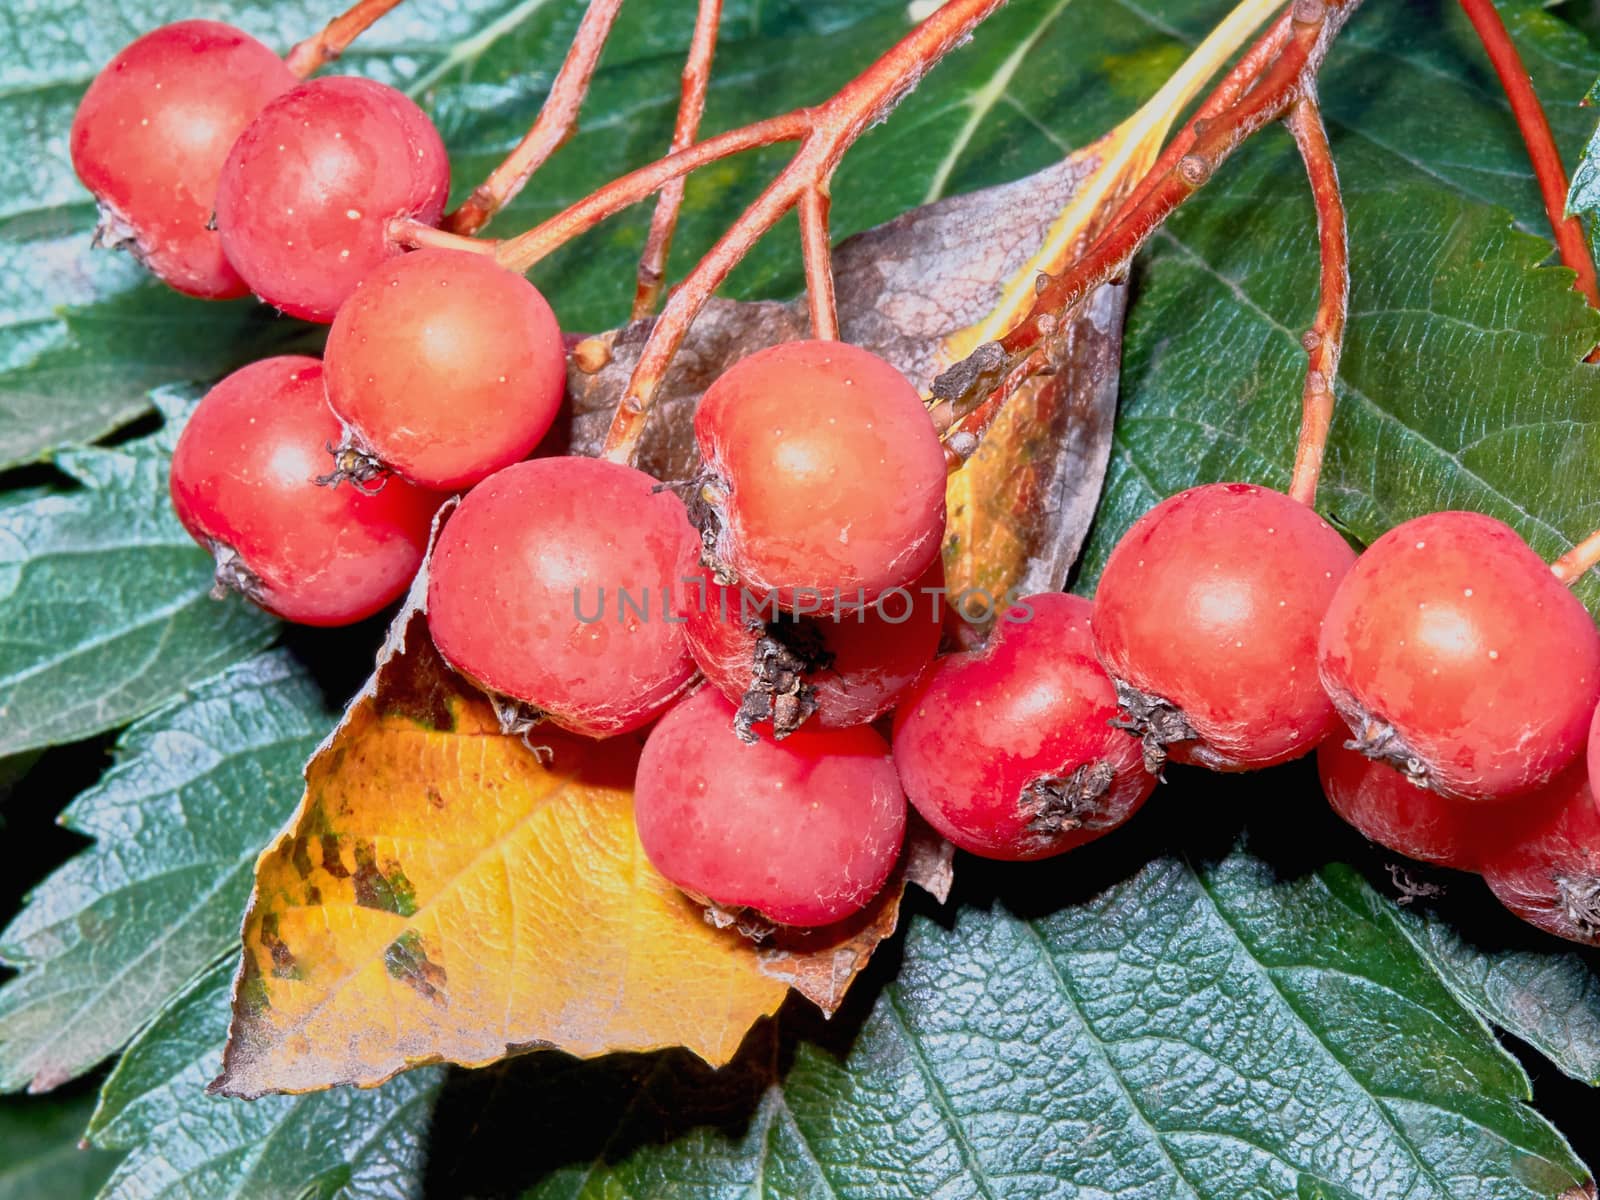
[284,0,406,77]
[633,0,723,318]
[1457,0,1600,311]
[1286,93,1347,507]
[1550,529,1600,583]
[445,0,627,235]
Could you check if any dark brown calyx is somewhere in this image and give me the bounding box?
[1110,678,1199,777]
[1020,761,1116,846]
[685,470,737,585]
[315,432,389,494]
[1340,709,1437,792]
[1556,874,1600,940]
[208,541,267,606]
[92,203,146,262]
[701,898,775,943]
[735,618,835,744]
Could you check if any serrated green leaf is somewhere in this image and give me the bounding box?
[0,393,277,758]
[86,962,440,1200]
[0,651,331,1093]
[0,1090,120,1200]
[426,826,1588,1198]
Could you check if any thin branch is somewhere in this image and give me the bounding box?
[633,0,723,318]
[445,0,627,235]
[1457,0,1600,310]
[934,0,1360,455]
[799,187,839,339]
[388,216,502,255]
[1286,93,1347,507]
[593,0,1008,465]
[284,0,406,78]
[1550,528,1600,583]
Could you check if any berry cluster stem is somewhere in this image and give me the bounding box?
[1286,93,1347,507]
[1550,528,1600,584]
[633,0,723,318]
[799,186,839,340]
[284,0,406,78]
[932,0,1359,444]
[444,0,626,236]
[1456,0,1600,313]
[517,0,1008,466]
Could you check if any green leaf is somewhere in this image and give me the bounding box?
[0,651,331,1093]
[0,393,277,758]
[86,962,440,1200]
[427,810,1590,1198]
[0,1090,120,1200]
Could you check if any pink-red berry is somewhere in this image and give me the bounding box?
[324,248,567,491]
[1318,511,1600,802]
[1092,483,1357,773]
[681,559,943,741]
[216,76,449,321]
[693,341,946,608]
[71,21,296,298]
[893,593,1154,861]
[170,356,440,625]
[1481,767,1600,944]
[634,687,906,928]
[426,457,698,738]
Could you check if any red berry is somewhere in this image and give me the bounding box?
[681,558,943,741]
[893,593,1154,861]
[324,249,566,491]
[70,21,295,298]
[1588,701,1600,806]
[1318,511,1600,802]
[1481,767,1600,944]
[634,687,906,928]
[693,341,946,608]
[216,77,449,322]
[426,457,698,738]
[1317,739,1503,871]
[170,356,440,625]
[1092,483,1356,773]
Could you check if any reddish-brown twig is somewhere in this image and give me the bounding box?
[934,0,1359,449]
[284,0,406,77]
[547,0,1009,465]
[798,187,839,339]
[1457,0,1600,310]
[633,0,723,317]
[1286,93,1347,507]
[445,0,627,236]
[389,216,502,255]
[1550,529,1600,583]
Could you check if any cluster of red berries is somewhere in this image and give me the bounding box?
[78,20,1600,945]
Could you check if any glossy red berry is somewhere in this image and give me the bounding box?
[1318,511,1600,802]
[427,457,698,738]
[170,356,440,625]
[1481,767,1600,944]
[70,20,296,298]
[1587,702,1600,808]
[635,687,906,928]
[681,559,943,740]
[216,76,449,321]
[693,340,946,608]
[893,593,1154,861]
[324,249,566,491]
[1317,739,1507,871]
[1092,483,1356,773]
